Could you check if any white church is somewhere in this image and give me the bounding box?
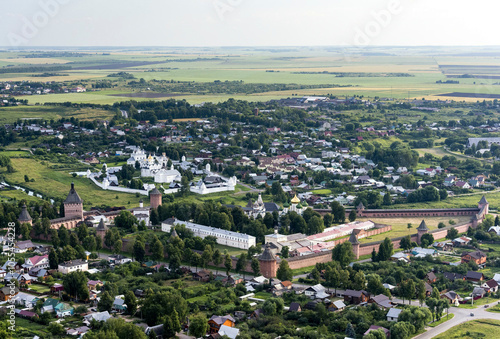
[126,148,181,184]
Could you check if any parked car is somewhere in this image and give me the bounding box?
[470,313,474,316]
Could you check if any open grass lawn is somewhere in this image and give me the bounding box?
[28,284,51,293]
[0,155,144,208]
[393,190,500,210]
[214,244,247,257]
[428,313,455,327]
[433,319,500,339]
[311,189,332,195]
[254,292,272,300]
[486,303,500,313]
[357,216,471,243]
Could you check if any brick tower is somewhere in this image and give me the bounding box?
[478,195,489,214]
[417,220,428,245]
[96,218,108,242]
[18,204,32,226]
[64,182,83,220]
[259,244,277,278]
[149,188,162,209]
[349,230,361,259]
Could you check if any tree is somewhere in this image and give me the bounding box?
[438,222,446,229]
[399,306,431,332]
[391,321,415,339]
[281,246,289,259]
[383,193,392,206]
[150,236,164,261]
[63,270,89,302]
[431,286,440,299]
[163,317,175,339]
[150,209,160,226]
[76,222,89,240]
[352,271,367,290]
[276,260,293,281]
[348,209,357,222]
[170,308,181,335]
[114,211,137,229]
[113,239,123,255]
[133,239,146,262]
[407,223,412,233]
[332,241,354,267]
[446,228,458,240]
[224,254,232,276]
[416,280,426,306]
[98,291,114,312]
[400,235,412,252]
[331,201,346,223]
[366,274,385,295]
[81,235,95,252]
[51,229,60,248]
[376,237,394,262]
[400,279,416,304]
[189,315,209,337]
[420,233,434,248]
[48,322,65,336]
[49,248,58,269]
[212,249,222,275]
[263,298,284,316]
[345,323,356,338]
[124,290,137,316]
[251,257,260,276]
[236,253,246,276]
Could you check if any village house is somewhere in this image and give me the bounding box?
[58,259,88,274]
[441,291,461,305]
[461,251,487,265]
[343,290,369,304]
[0,286,18,301]
[466,271,485,282]
[387,308,402,321]
[208,314,235,334]
[482,279,499,293]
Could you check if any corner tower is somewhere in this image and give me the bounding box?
[149,187,162,209]
[259,244,277,278]
[417,220,429,245]
[64,182,83,220]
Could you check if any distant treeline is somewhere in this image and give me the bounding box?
[24,52,90,58]
[31,73,69,77]
[436,80,459,84]
[291,71,414,77]
[133,80,352,95]
[0,65,71,74]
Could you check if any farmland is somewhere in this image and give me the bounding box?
[4,47,500,106]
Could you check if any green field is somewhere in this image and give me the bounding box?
[433,319,500,339]
[0,105,113,124]
[0,154,144,208]
[357,216,471,243]
[5,48,500,106]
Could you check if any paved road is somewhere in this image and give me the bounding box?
[415,300,500,339]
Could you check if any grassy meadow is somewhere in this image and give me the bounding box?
[433,319,500,339]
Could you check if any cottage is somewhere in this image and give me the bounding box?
[426,272,437,284]
[0,286,18,301]
[208,315,235,333]
[387,308,402,321]
[83,311,111,325]
[369,294,393,309]
[461,251,487,265]
[472,287,486,298]
[328,300,346,312]
[441,291,461,305]
[466,271,485,282]
[192,269,211,282]
[304,284,328,299]
[482,279,499,293]
[112,297,127,313]
[443,272,464,282]
[289,302,302,312]
[343,290,369,304]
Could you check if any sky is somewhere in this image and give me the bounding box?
[1,0,500,47]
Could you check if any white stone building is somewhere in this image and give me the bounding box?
[58,260,88,274]
[161,218,256,249]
